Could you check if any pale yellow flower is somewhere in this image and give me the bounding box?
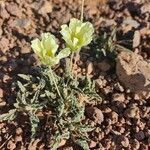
[60,18,94,52]
[31,33,70,66]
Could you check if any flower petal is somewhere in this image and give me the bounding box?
[41,33,58,56]
[57,48,70,60]
[31,38,43,57]
[60,18,94,52]
[60,25,73,48]
[69,18,82,34]
[42,56,59,66]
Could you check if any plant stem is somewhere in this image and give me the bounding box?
[70,52,74,75]
[80,0,85,22]
[74,51,79,70]
[49,67,63,100]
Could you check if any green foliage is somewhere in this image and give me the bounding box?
[0,74,46,138]
[0,18,101,149]
[90,28,131,60]
[0,66,101,149]
[0,109,17,122]
[76,139,90,150]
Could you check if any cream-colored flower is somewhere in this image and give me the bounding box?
[31,33,70,66]
[60,18,94,52]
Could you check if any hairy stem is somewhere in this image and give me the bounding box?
[80,0,85,22]
[49,67,63,100]
[70,52,74,75]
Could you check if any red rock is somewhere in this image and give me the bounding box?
[135,131,145,141]
[0,88,3,98]
[86,107,104,125]
[89,140,97,148]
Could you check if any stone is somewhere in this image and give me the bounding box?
[135,131,145,141]
[86,107,104,124]
[98,60,111,72]
[6,3,22,17]
[38,1,53,14]
[133,30,141,48]
[89,140,97,148]
[116,52,150,97]
[0,88,3,98]
[125,106,140,118]
[87,61,94,75]
[112,93,125,102]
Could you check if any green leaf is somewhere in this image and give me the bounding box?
[50,132,63,150]
[0,109,17,122]
[17,81,26,93]
[16,92,27,106]
[76,139,89,150]
[57,100,65,117]
[51,131,70,150]
[29,113,39,138]
[57,48,70,60]
[72,106,85,123]
[78,125,94,133]
[18,74,31,81]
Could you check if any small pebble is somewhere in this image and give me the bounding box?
[98,60,111,72]
[16,127,23,135]
[135,131,145,141]
[0,88,3,98]
[125,106,139,118]
[7,140,16,150]
[87,61,94,75]
[112,93,125,102]
[63,147,73,150]
[86,107,104,125]
[110,111,118,124]
[132,139,140,149]
[89,140,97,148]
[58,139,66,147]
[120,136,129,147]
[148,137,150,146]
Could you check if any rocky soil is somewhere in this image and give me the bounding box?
[0,0,150,149]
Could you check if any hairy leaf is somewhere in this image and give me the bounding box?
[76,139,89,150]
[0,109,17,122]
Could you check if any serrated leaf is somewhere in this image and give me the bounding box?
[16,92,27,106]
[57,100,65,117]
[31,90,40,104]
[50,132,62,150]
[51,131,70,150]
[17,81,26,93]
[0,109,17,122]
[72,106,84,123]
[45,90,56,99]
[29,113,39,138]
[76,139,89,150]
[78,126,94,133]
[18,74,31,81]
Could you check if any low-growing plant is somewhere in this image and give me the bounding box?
[90,28,132,60]
[0,4,101,150]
